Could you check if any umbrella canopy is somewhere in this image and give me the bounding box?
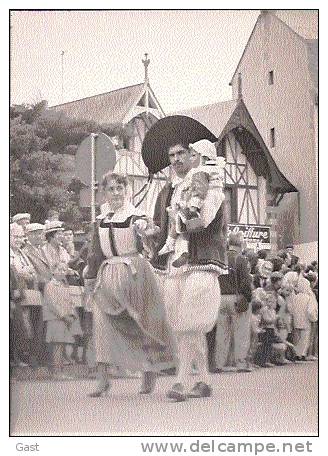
[141,115,217,174]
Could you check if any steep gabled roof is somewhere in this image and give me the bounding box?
[50,83,145,124]
[172,99,238,137]
[175,98,297,194]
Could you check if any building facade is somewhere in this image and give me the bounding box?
[176,97,297,252]
[51,58,168,216]
[229,10,318,260]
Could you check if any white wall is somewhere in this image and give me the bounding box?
[231,12,317,245]
[293,241,318,264]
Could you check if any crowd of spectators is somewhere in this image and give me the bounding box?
[210,233,318,374]
[10,210,318,379]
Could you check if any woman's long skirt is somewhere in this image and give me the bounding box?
[93,257,175,372]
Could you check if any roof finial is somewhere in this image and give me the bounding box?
[237,73,243,100]
[142,53,150,84]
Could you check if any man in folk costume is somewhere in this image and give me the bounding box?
[142,116,228,402]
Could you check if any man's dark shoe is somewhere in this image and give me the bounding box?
[187,382,212,398]
[166,383,187,402]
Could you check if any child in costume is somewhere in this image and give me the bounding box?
[158,139,226,267]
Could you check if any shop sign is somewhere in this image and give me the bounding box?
[227,223,271,250]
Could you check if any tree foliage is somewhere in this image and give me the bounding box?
[10,101,130,227]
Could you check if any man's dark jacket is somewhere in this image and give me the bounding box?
[151,182,228,270]
[219,248,253,302]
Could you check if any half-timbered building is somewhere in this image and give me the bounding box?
[175,91,297,251]
[51,55,168,215]
[51,55,298,253]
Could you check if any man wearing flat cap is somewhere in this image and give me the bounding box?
[24,224,52,288]
[23,223,51,366]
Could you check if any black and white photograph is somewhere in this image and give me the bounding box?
[8,6,319,441]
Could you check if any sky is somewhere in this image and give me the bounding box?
[10,10,259,113]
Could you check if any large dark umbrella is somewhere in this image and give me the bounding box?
[141,115,217,174]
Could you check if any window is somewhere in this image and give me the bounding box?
[270,128,275,148]
[269,70,274,85]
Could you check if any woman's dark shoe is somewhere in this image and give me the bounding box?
[140,371,157,394]
[187,382,212,398]
[88,381,111,397]
[166,383,187,402]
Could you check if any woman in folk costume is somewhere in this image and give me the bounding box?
[288,278,318,361]
[84,172,175,397]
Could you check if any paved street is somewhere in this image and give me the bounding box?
[11,362,318,436]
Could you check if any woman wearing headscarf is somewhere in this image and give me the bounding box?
[288,278,318,361]
[84,172,175,397]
